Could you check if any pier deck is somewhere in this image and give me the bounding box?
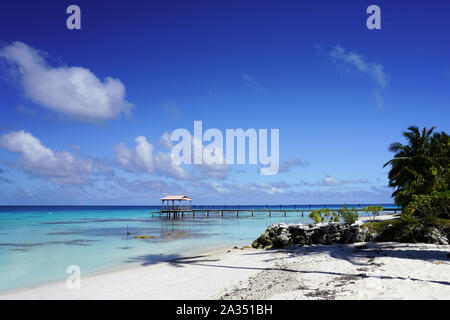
[155,207,401,218]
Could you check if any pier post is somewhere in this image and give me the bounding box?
[283,211,286,217]
[235,211,238,218]
[268,211,271,217]
[251,210,254,217]
[220,210,223,218]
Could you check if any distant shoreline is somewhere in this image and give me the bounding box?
[0,203,399,208]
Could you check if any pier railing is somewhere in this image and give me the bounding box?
[161,205,192,211]
[155,205,402,219]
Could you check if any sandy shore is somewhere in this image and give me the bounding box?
[1,213,449,300]
[1,241,449,300]
[221,242,450,300]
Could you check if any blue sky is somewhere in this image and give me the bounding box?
[0,0,449,205]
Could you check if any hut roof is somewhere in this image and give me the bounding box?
[160,195,192,201]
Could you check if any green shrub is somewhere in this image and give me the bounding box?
[339,205,359,225]
[362,205,384,221]
[405,190,450,226]
[309,210,322,223]
[309,208,340,224]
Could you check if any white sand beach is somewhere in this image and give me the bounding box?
[1,214,449,300]
[1,241,449,300]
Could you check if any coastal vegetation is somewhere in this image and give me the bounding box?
[309,205,375,225]
[362,205,383,222]
[253,126,449,248]
[367,126,450,243]
[384,126,449,208]
[309,208,339,223]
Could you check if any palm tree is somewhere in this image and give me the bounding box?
[383,126,448,207]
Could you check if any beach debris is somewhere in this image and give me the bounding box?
[135,235,157,239]
[167,232,185,237]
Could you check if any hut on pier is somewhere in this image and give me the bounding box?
[160,195,193,213]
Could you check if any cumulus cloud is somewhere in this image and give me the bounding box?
[172,133,229,179]
[113,135,191,180]
[158,131,173,149]
[316,175,341,186]
[113,132,230,180]
[301,175,369,187]
[237,182,285,195]
[114,177,174,194]
[327,44,389,109]
[0,130,93,185]
[0,41,133,122]
[210,182,230,195]
[278,158,308,173]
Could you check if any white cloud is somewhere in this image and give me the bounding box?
[0,41,133,122]
[242,74,264,93]
[0,130,93,185]
[316,175,340,186]
[234,182,285,195]
[211,182,230,194]
[115,177,174,193]
[329,45,388,88]
[191,135,229,178]
[278,158,308,173]
[133,136,155,173]
[114,132,230,180]
[309,175,369,187]
[113,135,191,180]
[158,131,173,149]
[328,44,389,109]
[161,102,180,118]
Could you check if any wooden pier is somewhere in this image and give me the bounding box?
[157,195,401,219]
[154,207,402,219]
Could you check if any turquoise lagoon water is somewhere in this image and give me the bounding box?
[0,205,398,293]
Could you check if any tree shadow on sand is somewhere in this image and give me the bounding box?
[126,252,298,272]
[125,243,450,287]
[243,243,449,265]
[242,243,450,286]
